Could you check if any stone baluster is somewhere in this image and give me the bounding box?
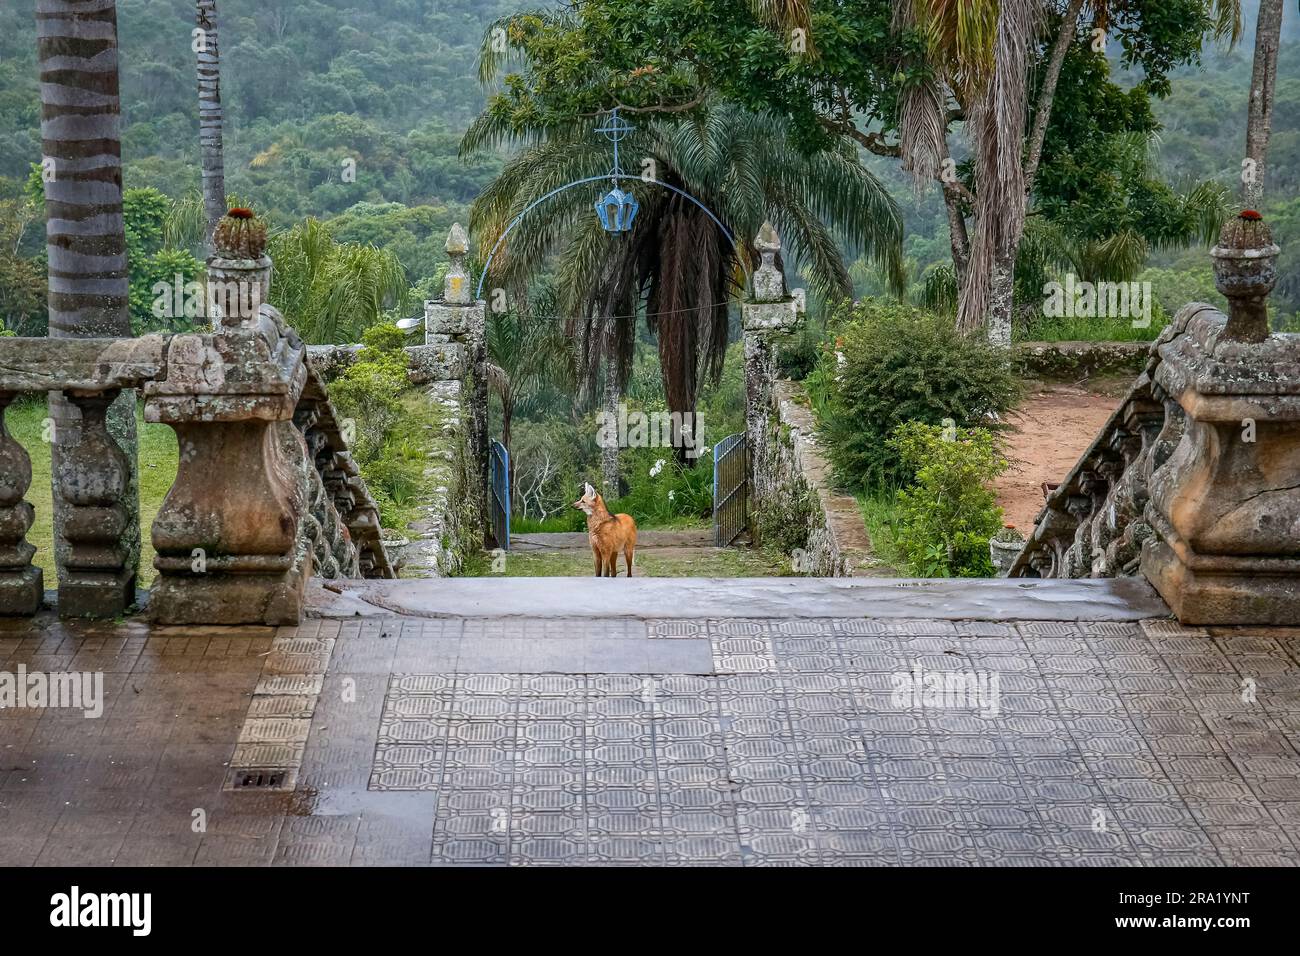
[743,222,805,537]
[0,392,42,614]
[55,389,136,617]
[1141,212,1300,625]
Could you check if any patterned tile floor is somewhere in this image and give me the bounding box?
[2,612,1298,866]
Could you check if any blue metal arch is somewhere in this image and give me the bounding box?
[475,175,752,301]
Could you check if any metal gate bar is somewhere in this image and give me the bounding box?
[712,432,748,546]
[489,439,510,550]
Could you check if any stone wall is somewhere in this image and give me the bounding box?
[752,380,882,577]
[305,343,482,578]
[1013,340,1149,379]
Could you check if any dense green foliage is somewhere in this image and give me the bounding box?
[887,421,1008,577]
[0,0,509,220]
[329,323,431,527]
[0,0,513,337]
[474,0,1272,335]
[266,219,408,342]
[2,0,1298,564]
[808,302,1020,489]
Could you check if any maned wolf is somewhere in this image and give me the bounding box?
[572,482,637,577]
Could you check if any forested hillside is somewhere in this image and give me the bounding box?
[0,0,509,227]
[1,0,1297,330]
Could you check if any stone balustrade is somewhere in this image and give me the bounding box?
[0,252,393,624]
[1011,212,1299,626]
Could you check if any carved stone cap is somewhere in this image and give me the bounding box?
[1154,303,1300,421]
[144,309,307,424]
[446,222,469,255]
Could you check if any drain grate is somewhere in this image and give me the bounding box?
[227,767,291,790]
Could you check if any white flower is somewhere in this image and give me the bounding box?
[667,489,675,501]
[649,458,666,478]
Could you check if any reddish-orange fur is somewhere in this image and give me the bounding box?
[572,484,637,577]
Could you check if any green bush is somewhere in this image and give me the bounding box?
[329,322,431,529]
[888,421,1007,577]
[813,301,1021,489]
[605,444,714,528]
[328,323,409,462]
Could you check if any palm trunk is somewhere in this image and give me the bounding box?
[941,180,971,284]
[37,0,139,585]
[196,0,226,250]
[600,347,620,496]
[955,0,1036,343]
[985,251,1016,347]
[1244,0,1283,209]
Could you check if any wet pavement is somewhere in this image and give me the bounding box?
[2,579,1298,866]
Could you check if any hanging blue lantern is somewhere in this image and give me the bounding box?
[595,186,639,233]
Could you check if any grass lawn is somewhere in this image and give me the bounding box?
[7,396,178,586]
[1018,313,1168,342]
[461,545,789,577]
[856,489,905,575]
[510,512,711,534]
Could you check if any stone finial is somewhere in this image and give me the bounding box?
[443,223,472,305]
[1211,210,1279,343]
[752,221,785,303]
[446,222,469,255]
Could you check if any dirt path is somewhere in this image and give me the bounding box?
[995,383,1122,533]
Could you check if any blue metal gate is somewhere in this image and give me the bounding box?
[712,432,748,546]
[489,439,510,551]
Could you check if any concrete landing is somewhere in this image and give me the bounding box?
[9,576,1300,868]
[308,575,1171,622]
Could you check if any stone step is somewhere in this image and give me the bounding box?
[307,575,1170,623]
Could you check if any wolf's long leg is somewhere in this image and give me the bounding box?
[624,545,634,577]
[593,549,603,577]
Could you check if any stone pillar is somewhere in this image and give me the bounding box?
[1140,212,1300,625]
[742,223,804,535]
[0,392,42,615]
[425,223,488,544]
[145,253,313,625]
[54,389,137,617]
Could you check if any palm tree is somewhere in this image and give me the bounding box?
[484,284,574,495]
[1244,0,1284,208]
[36,0,139,580]
[463,101,903,462]
[903,0,1240,342]
[195,0,227,252]
[267,219,408,344]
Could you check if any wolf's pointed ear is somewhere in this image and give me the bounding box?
[584,482,596,498]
